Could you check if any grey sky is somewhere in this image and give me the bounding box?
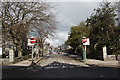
[46,2,100,47]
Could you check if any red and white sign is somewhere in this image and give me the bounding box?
[30,40,36,43]
[28,37,36,46]
[82,37,90,45]
[31,38,36,40]
[82,38,87,43]
[30,37,36,43]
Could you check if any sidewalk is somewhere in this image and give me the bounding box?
[84,59,119,67]
[67,54,119,67]
[9,57,43,66]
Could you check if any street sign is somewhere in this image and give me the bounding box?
[31,38,36,40]
[82,37,90,45]
[30,37,36,43]
[28,37,36,46]
[30,40,36,43]
[82,37,90,61]
[82,38,87,43]
[28,39,35,46]
[27,36,37,63]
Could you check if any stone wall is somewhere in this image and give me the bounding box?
[117,55,120,61]
[107,55,116,61]
[107,55,120,61]
[0,58,10,65]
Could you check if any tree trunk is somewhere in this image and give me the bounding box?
[18,46,22,57]
[18,50,22,57]
[2,24,6,57]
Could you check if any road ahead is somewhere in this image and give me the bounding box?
[2,53,120,78]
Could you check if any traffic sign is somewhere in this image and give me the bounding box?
[28,39,35,46]
[30,40,36,43]
[82,38,87,43]
[31,38,36,40]
[82,37,90,45]
[28,37,36,46]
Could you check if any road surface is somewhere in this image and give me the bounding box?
[2,53,120,78]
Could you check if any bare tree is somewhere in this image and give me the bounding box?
[0,2,56,57]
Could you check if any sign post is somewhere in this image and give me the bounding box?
[28,37,36,64]
[31,46,34,63]
[84,45,87,60]
[82,37,90,61]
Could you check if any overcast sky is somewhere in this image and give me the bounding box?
[46,2,101,47]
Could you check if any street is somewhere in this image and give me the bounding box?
[2,53,120,78]
[0,1,120,80]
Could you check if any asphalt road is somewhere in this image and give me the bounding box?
[2,53,120,79]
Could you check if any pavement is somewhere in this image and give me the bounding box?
[84,59,120,67]
[67,54,119,67]
[9,57,43,66]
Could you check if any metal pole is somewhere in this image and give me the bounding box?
[42,43,43,57]
[32,46,34,64]
[84,45,87,60]
[41,38,44,57]
[83,45,87,61]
